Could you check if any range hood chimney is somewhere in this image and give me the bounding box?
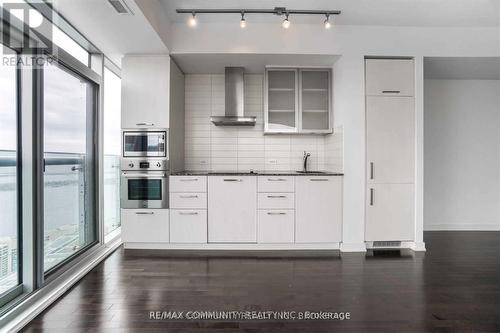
[210,67,256,126]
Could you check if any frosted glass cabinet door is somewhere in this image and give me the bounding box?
[265,69,298,132]
[300,70,331,132]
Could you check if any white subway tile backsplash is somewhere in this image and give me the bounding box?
[184,74,343,173]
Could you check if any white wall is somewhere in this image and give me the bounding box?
[424,79,500,230]
[165,23,500,251]
[184,74,343,172]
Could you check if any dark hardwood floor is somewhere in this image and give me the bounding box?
[21,232,500,332]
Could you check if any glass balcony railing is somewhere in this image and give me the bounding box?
[0,150,120,286]
[103,154,121,236]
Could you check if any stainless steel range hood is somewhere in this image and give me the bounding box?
[210,67,256,126]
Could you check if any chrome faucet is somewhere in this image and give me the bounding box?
[303,151,311,172]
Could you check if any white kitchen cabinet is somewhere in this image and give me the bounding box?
[365,59,414,96]
[170,210,207,243]
[170,176,207,193]
[208,176,257,243]
[366,96,415,183]
[365,58,415,243]
[121,209,169,243]
[366,184,414,241]
[258,193,295,210]
[258,176,294,192]
[295,176,342,243]
[264,68,332,134]
[170,192,207,209]
[258,210,294,243]
[121,55,170,129]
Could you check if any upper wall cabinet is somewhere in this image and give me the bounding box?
[264,68,332,134]
[365,59,414,96]
[265,69,299,133]
[121,55,170,129]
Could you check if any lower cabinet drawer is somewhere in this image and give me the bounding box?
[258,193,295,209]
[258,210,294,243]
[170,209,207,243]
[121,209,169,243]
[170,192,207,209]
[170,176,207,193]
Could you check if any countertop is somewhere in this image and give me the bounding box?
[170,170,344,176]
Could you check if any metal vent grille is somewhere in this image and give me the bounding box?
[108,0,132,14]
[372,241,401,248]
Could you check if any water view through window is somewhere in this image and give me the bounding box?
[43,63,96,272]
[0,46,18,294]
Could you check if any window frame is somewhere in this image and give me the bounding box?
[0,45,23,310]
[102,63,122,243]
[0,0,117,314]
[39,52,101,282]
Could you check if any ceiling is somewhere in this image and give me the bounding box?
[53,0,168,66]
[159,0,500,27]
[171,53,340,73]
[424,57,500,80]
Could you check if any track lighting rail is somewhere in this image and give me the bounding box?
[176,8,341,16]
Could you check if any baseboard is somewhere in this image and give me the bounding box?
[340,242,367,252]
[424,223,500,231]
[124,242,341,250]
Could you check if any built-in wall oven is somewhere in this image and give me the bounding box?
[123,130,167,158]
[120,158,169,209]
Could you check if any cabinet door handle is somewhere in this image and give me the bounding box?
[135,212,154,215]
[180,195,198,198]
[310,179,329,181]
[136,122,154,126]
[267,195,286,198]
[180,178,198,182]
[370,162,374,180]
[370,188,374,206]
[223,179,242,182]
[267,178,286,182]
[267,212,286,215]
[179,212,199,215]
[382,90,400,94]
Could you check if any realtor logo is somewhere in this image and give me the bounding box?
[1,1,56,65]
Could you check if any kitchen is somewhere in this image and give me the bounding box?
[1,1,499,332]
[119,54,416,251]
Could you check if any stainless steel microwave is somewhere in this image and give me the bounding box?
[123,130,167,158]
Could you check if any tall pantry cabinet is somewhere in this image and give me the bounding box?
[365,59,415,241]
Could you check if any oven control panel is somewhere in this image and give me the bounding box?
[121,158,169,171]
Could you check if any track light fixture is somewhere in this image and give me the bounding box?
[177,7,341,29]
[324,14,331,29]
[282,13,290,29]
[240,12,246,28]
[188,11,197,27]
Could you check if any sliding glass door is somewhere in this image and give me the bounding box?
[0,46,20,301]
[43,62,97,273]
